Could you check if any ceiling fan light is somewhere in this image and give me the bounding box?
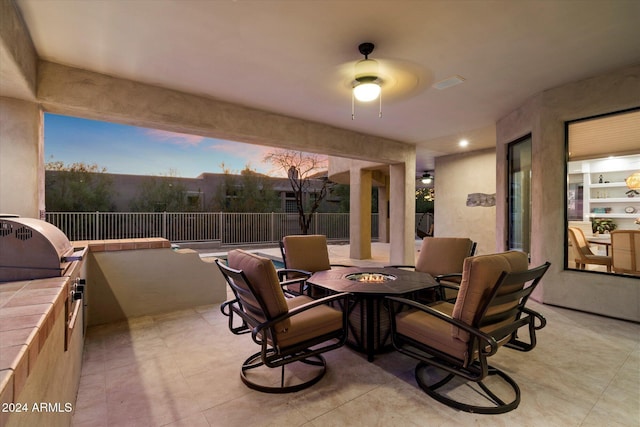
[420,173,433,185]
[353,81,381,102]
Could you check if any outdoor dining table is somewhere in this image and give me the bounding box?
[307,266,438,362]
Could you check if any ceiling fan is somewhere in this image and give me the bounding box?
[336,42,433,119]
[418,171,434,185]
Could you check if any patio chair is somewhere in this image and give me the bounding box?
[568,227,612,272]
[279,234,350,296]
[610,229,640,275]
[216,249,349,393]
[389,237,477,301]
[387,251,550,414]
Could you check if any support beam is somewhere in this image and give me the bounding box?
[36,62,414,165]
[389,162,416,265]
[349,168,372,259]
[0,97,43,217]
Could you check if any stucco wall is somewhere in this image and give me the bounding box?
[87,248,226,325]
[496,64,640,321]
[0,97,42,217]
[434,148,497,255]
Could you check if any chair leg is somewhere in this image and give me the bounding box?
[240,351,327,393]
[414,362,521,414]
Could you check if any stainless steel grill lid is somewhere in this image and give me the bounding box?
[0,217,75,282]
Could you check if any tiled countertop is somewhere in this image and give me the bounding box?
[0,276,68,409]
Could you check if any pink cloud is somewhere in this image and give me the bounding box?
[144,129,206,146]
[205,140,274,170]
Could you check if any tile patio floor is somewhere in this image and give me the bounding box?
[71,243,639,426]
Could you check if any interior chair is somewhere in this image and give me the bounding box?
[611,229,640,275]
[216,249,349,393]
[387,251,550,414]
[390,237,477,302]
[567,227,612,272]
[279,234,350,296]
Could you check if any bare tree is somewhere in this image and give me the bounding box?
[264,150,333,234]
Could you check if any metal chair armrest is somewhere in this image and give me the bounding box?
[521,306,547,330]
[435,273,462,283]
[277,268,312,281]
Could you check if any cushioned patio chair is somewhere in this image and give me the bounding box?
[216,249,349,393]
[389,237,477,302]
[279,234,350,296]
[611,229,640,275]
[568,227,612,272]
[386,251,550,414]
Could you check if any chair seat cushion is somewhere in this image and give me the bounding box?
[275,296,344,348]
[396,302,468,363]
[582,254,611,264]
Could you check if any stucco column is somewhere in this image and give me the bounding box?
[349,168,372,259]
[0,97,43,218]
[389,162,416,265]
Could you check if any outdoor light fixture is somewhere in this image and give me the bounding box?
[421,172,433,185]
[352,42,382,119]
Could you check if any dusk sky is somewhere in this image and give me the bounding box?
[44,113,285,178]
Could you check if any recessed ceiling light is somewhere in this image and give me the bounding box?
[459,139,469,147]
[432,75,466,90]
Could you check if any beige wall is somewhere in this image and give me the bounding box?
[0,97,43,217]
[434,148,497,255]
[87,249,227,326]
[496,64,640,321]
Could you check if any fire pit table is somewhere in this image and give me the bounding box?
[307,267,437,362]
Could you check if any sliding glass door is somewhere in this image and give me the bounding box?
[508,135,532,256]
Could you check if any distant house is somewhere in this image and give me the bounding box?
[45,170,346,213]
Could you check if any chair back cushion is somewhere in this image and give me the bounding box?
[227,249,290,331]
[568,227,593,257]
[611,230,640,274]
[451,251,529,341]
[282,235,332,273]
[415,237,473,276]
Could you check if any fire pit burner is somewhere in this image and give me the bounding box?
[345,272,397,283]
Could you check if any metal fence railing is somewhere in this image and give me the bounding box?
[45,212,385,245]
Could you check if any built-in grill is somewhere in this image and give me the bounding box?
[0,217,86,282]
[0,217,88,349]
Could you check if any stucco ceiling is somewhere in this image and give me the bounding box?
[9,0,640,172]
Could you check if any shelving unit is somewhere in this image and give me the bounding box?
[568,155,640,230]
